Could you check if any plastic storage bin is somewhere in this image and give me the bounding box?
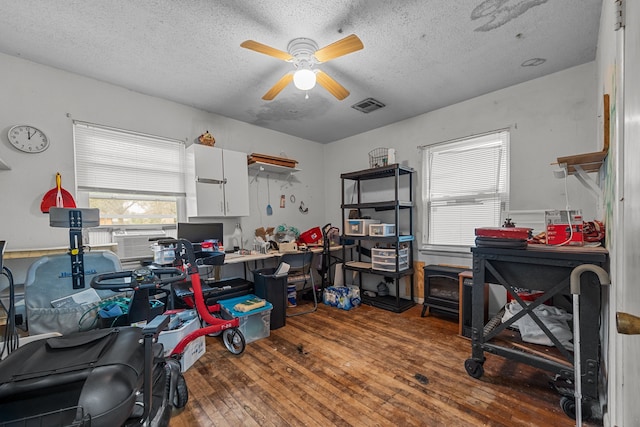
[371,247,409,271]
[157,313,206,372]
[252,268,288,330]
[344,219,380,236]
[219,294,273,343]
[369,223,396,236]
[152,243,175,265]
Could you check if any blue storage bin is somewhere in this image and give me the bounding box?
[218,294,273,343]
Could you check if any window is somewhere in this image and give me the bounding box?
[421,130,509,248]
[74,122,185,226]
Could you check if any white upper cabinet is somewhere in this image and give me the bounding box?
[185,144,249,217]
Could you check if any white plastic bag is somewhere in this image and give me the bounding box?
[502,301,573,350]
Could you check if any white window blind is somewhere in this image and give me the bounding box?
[74,122,185,196]
[421,130,509,247]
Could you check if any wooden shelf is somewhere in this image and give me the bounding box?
[4,243,118,260]
[248,161,299,175]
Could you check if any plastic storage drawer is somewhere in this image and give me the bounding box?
[371,247,409,271]
[369,223,396,236]
[219,294,273,343]
[344,219,380,236]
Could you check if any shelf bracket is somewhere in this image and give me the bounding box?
[571,165,602,201]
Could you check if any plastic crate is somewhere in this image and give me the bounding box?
[369,223,396,236]
[371,247,409,272]
[299,227,322,244]
[344,219,380,236]
[157,313,206,372]
[219,294,273,344]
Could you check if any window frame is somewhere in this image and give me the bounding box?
[73,121,186,228]
[420,129,510,251]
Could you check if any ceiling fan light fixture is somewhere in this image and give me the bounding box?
[293,68,316,90]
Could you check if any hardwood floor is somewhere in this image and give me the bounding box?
[170,302,600,427]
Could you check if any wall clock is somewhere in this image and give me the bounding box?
[7,125,50,153]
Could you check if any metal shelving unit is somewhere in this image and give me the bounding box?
[340,164,415,313]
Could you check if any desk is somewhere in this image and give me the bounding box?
[220,245,351,282]
[465,244,608,417]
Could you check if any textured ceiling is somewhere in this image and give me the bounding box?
[0,0,602,143]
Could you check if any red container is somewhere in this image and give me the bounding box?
[299,227,322,244]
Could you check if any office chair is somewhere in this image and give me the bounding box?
[281,251,318,317]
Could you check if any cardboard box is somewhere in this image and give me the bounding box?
[545,210,584,246]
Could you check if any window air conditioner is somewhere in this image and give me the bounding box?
[112,229,166,260]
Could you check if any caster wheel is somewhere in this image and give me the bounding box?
[464,358,484,379]
[223,328,246,355]
[560,396,592,421]
[173,373,189,408]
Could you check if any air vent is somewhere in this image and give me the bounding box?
[351,98,385,113]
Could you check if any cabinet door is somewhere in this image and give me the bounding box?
[186,144,225,217]
[222,149,250,216]
[193,144,223,181]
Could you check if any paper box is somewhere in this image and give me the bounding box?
[545,210,584,246]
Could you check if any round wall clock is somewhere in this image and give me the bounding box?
[7,125,50,153]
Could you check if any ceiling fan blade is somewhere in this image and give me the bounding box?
[241,40,294,61]
[262,73,294,100]
[316,70,349,100]
[314,34,364,63]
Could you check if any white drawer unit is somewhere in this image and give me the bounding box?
[371,247,409,271]
[369,223,396,236]
[344,219,380,236]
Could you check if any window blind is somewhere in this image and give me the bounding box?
[421,130,509,247]
[74,122,185,196]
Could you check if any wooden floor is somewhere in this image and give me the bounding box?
[170,302,600,427]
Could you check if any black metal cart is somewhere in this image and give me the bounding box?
[464,244,608,419]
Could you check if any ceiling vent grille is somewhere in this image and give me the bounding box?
[351,98,385,113]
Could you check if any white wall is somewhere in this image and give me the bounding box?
[0,52,324,281]
[324,62,598,269]
[323,63,598,309]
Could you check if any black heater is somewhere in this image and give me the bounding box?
[421,265,466,318]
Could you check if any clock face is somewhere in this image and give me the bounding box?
[7,125,50,153]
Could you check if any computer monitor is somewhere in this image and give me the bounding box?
[177,222,224,244]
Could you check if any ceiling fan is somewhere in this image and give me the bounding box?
[240,34,364,101]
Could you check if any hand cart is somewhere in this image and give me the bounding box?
[464,244,608,421]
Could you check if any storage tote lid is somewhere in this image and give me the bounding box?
[218,294,273,317]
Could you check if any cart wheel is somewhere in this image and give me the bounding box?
[464,358,484,379]
[560,396,576,419]
[222,328,246,355]
[206,313,222,337]
[560,396,592,420]
[173,373,189,409]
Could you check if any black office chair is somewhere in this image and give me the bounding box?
[281,251,318,317]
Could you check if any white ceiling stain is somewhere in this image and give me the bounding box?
[472,0,549,32]
[0,0,602,143]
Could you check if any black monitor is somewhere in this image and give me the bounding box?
[177,222,224,244]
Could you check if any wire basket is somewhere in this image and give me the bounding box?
[368,147,389,168]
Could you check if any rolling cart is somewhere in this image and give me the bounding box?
[464,244,608,420]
